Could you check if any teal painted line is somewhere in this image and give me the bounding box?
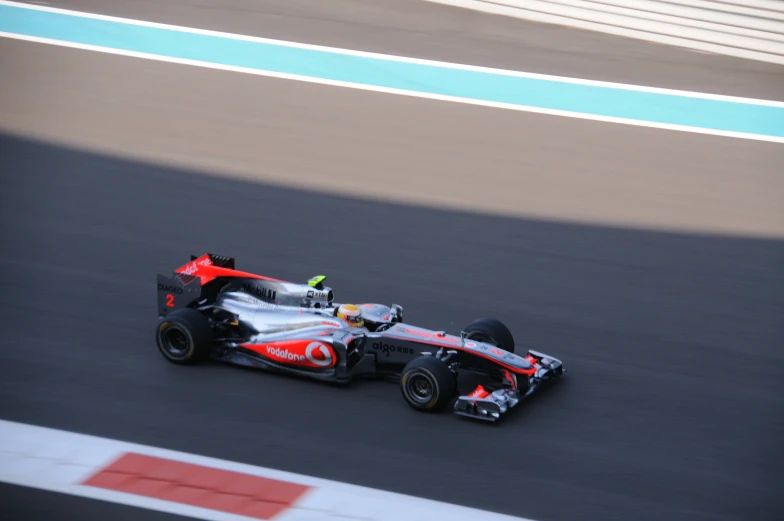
[1,3,783,138]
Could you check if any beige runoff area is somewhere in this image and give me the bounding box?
[1,38,782,238]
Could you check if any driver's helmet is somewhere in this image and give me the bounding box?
[337,304,364,329]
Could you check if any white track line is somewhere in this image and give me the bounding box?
[0,419,534,521]
[2,32,784,144]
[1,0,783,106]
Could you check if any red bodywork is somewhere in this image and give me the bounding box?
[240,339,338,369]
[467,385,490,399]
[381,331,537,376]
[176,254,286,285]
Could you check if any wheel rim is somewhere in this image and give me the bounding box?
[162,327,190,357]
[405,372,435,405]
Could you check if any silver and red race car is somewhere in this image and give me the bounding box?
[155,253,566,422]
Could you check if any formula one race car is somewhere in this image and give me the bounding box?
[155,253,565,422]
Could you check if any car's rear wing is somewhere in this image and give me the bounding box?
[156,253,235,317]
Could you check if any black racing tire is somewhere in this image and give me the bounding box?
[155,308,213,364]
[400,356,457,412]
[463,317,515,353]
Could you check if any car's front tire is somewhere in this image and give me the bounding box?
[400,356,457,412]
[155,308,213,364]
[463,317,515,353]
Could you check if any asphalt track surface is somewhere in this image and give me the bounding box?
[1,483,193,521]
[1,132,783,521]
[1,2,784,521]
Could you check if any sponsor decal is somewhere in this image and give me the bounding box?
[307,290,328,299]
[266,346,306,363]
[179,256,212,276]
[244,339,336,368]
[503,353,523,365]
[402,328,460,345]
[371,341,415,357]
[242,283,276,300]
[305,342,333,367]
[482,348,527,367]
[157,283,183,295]
[234,299,287,309]
[234,294,263,305]
[468,386,489,399]
[311,330,336,337]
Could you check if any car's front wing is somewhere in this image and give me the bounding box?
[453,350,565,422]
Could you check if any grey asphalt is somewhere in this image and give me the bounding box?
[1,133,782,521]
[1,483,194,521]
[1,1,783,520]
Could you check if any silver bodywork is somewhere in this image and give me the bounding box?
[211,280,564,421]
[213,284,538,373]
[157,254,566,422]
[214,290,347,342]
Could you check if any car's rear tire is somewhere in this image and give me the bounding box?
[155,308,213,364]
[463,317,515,353]
[400,356,457,412]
